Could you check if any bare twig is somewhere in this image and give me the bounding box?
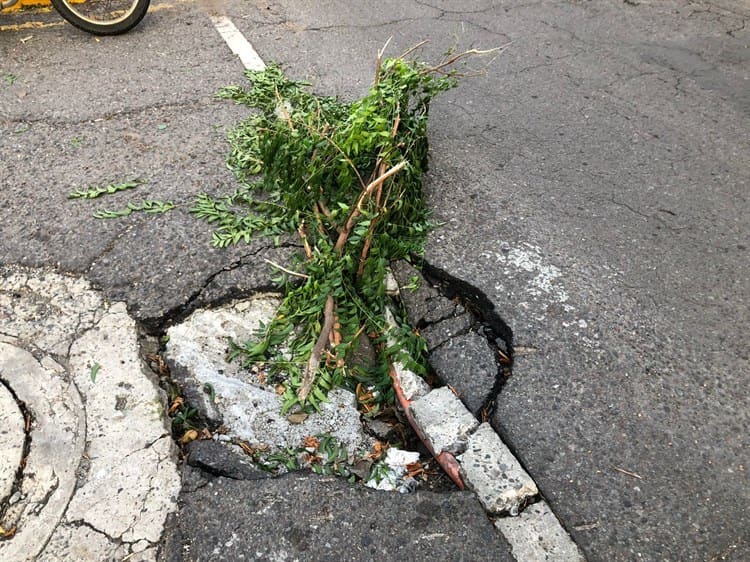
[374,36,393,88]
[317,200,332,219]
[298,295,335,401]
[421,44,512,76]
[263,258,310,280]
[613,466,643,480]
[297,222,313,260]
[398,40,429,60]
[357,159,388,276]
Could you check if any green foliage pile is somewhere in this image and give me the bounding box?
[191,53,460,413]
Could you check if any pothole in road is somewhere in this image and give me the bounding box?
[144,293,459,495]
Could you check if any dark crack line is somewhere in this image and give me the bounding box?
[4,96,218,128]
[140,242,299,333]
[0,377,34,524]
[302,17,425,33]
[610,196,691,231]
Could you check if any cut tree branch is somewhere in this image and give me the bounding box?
[298,295,335,402]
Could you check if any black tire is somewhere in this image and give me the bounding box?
[51,0,150,35]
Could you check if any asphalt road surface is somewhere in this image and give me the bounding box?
[2,1,748,561]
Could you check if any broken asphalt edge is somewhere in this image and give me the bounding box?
[384,268,586,561]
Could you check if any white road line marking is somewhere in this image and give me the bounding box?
[210,15,266,71]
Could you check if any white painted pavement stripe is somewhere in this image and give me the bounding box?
[210,15,266,71]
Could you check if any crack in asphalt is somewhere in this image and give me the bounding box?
[413,257,513,418]
[4,96,218,128]
[139,242,298,333]
[302,18,425,33]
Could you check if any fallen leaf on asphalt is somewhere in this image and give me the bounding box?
[237,441,254,455]
[366,440,389,460]
[406,461,424,478]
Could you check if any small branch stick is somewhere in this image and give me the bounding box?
[421,44,511,75]
[398,40,429,60]
[263,258,310,280]
[297,222,313,260]
[298,295,335,401]
[374,36,393,88]
[613,466,643,480]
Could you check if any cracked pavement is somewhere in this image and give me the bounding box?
[2,0,749,560]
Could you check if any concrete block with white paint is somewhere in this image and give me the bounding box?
[458,422,538,515]
[408,386,479,455]
[495,500,585,561]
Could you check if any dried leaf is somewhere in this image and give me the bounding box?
[167,397,184,415]
[303,436,320,450]
[179,429,199,444]
[287,412,308,424]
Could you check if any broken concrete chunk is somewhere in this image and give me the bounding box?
[390,260,458,326]
[391,360,431,401]
[495,500,585,561]
[409,386,479,455]
[458,423,538,515]
[0,383,25,506]
[0,344,85,562]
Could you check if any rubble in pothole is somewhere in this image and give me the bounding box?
[160,295,457,493]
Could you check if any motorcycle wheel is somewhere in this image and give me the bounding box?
[50,0,150,35]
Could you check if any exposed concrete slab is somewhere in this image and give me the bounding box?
[0,268,180,562]
[495,500,585,562]
[162,473,515,562]
[0,382,24,507]
[409,386,479,455]
[0,343,85,562]
[64,302,180,545]
[165,298,373,455]
[458,423,538,516]
[0,265,104,357]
